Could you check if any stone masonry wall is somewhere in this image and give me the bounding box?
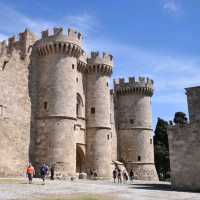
[168,123,200,191]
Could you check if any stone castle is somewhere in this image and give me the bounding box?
[0,27,158,180]
[168,86,200,191]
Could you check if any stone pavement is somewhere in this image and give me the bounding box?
[0,178,200,200]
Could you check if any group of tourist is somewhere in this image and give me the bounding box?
[26,163,55,184]
[112,168,134,184]
[26,163,135,185]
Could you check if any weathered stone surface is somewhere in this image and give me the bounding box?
[168,86,200,191]
[0,27,158,180]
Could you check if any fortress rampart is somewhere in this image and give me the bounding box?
[0,27,158,180]
[114,77,153,96]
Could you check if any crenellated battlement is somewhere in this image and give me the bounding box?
[41,28,83,43]
[77,51,87,72]
[34,27,83,58]
[0,29,37,58]
[86,51,114,76]
[114,76,154,96]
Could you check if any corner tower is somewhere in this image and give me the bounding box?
[31,28,84,176]
[86,52,113,177]
[114,77,158,180]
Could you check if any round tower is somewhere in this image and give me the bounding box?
[86,52,113,177]
[31,27,84,176]
[114,77,158,180]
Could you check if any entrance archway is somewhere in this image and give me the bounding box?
[76,144,86,173]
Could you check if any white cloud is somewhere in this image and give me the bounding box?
[162,0,181,15]
[0,3,98,40]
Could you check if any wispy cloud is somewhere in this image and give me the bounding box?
[63,14,100,37]
[0,3,98,39]
[162,0,181,15]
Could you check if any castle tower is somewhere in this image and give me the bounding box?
[185,86,200,123]
[85,52,113,177]
[31,27,84,176]
[114,77,158,180]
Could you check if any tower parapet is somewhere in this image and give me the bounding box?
[114,77,153,96]
[86,51,113,76]
[34,27,83,58]
[77,51,87,72]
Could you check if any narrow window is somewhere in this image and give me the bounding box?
[72,64,75,69]
[91,107,95,114]
[138,156,141,161]
[106,82,109,87]
[44,102,48,110]
[150,138,152,144]
[130,119,134,124]
[0,105,3,116]
[107,134,110,140]
[76,77,78,82]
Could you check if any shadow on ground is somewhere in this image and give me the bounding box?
[130,183,172,191]
[130,183,200,193]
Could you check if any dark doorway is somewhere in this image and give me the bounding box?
[76,144,86,173]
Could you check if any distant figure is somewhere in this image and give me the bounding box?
[40,164,49,184]
[117,169,122,183]
[93,170,97,178]
[89,168,93,178]
[26,163,35,184]
[129,169,134,182]
[50,164,55,180]
[123,170,128,184]
[112,168,117,183]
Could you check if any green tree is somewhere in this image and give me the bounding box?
[154,118,170,180]
[173,112,188,124]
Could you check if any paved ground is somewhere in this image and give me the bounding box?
[0,178,200,200]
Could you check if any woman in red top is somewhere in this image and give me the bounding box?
[26,163,35,184]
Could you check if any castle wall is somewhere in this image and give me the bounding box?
[0,51,30,176]
[86,128,112,176]
[0,30,37,177]
[168,123,200,191]
[110,91,118,161]
[185,87,200,123]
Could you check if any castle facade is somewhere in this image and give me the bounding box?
[0,27,158,180]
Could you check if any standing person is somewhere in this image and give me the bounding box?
[123,170,128,184]
[26,163,35,184]
[112,168,117,183]
[50,164,55,180]
[40,164,49,184]
[129,169,134,182]
[117,169,122,183]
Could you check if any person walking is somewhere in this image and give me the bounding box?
[26,163,35,184]
[50,164,55,180]
[112,168,117,183]
[117,169,122,183]
[40,164,49,184]
[129,169,134,182]
[122,170,128,184]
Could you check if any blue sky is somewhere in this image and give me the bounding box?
[0,0,200,128]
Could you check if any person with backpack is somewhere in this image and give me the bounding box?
[26,163,35,184]
[40,164,49,184]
